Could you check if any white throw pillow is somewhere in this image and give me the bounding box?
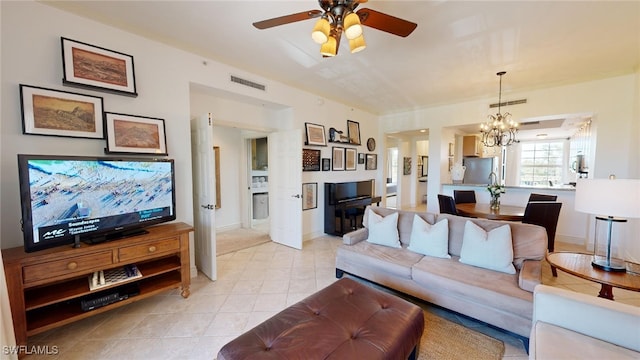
[366,211,401,248]
[407,215,451,258]
[459,221,516,274]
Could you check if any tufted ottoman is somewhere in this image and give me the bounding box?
[217,277,424,360]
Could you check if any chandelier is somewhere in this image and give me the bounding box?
[480,71,519,147]
[311,2,366,56]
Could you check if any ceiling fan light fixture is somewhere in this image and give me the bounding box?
[311,18,330,44]
[349,34,366,53]
[320,35,337,56]
[344,12,363,40]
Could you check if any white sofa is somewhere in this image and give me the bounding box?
[336,206,547,338]
[530,285,640,359]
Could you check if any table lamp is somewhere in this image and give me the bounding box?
[574,176,640,272]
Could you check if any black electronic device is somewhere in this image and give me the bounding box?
[17,154,177,252]
[80,283,140,312]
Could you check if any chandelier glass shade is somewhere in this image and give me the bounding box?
[311,8,365,56]
[480,72,519,147]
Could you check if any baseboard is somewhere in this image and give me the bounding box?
[303,230,329,242]
[216,223,242,233]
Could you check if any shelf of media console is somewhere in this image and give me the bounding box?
[88,264,143,291]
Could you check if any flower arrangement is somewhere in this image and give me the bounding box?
[487,183,505,209]
[487,184,506,197]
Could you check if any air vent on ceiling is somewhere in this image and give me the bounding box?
[230,75,266,91]
[520,121,540,126]
[489,98,527,108]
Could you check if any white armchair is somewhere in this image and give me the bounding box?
[530,285,640,359]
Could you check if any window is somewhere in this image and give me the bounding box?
[519,141,564,186]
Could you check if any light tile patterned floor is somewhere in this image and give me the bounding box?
[22,234,639,360]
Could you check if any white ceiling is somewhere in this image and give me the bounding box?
[44,1,639,139]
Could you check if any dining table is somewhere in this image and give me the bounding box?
[455,203,526,221]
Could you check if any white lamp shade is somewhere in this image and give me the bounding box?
[349,34,366,53]
[320,36,337,57]
[344,13,363,40]
[575,178,640,218]
[311,18,330,44]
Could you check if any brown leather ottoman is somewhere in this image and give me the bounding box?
[217,277,424,360]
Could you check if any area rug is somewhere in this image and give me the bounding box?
[216,229,271,256]
[419,310,505,360]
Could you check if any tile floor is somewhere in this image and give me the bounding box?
[22,234,640,360]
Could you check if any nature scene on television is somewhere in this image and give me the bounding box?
[26,159,174,244]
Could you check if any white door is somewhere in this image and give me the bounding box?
[190,114,216,280]
[268,129,302,249]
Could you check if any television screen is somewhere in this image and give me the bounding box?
[17,154,176,252]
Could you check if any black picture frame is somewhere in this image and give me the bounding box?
[322,158,331,171]
[347,120,361,145]
[302,148,321,171]
[358,153,365,164]
[332,147,345,171]
[302,182,318,210]
[365,153,378,170]
[61,37,137,97]
[20,84,104,139]
[104,112,168,155]
[304,122,327,146]
[345,148,357,171]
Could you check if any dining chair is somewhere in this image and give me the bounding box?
[528,193,558,202]
[438,194,459,215]
[522,201,563,276]
[453,190,477,204]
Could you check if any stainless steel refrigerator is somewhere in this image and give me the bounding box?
[462,157,497,184]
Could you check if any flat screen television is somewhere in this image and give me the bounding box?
[17,154,176,252]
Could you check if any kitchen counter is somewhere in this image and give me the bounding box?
[443,183,576,191]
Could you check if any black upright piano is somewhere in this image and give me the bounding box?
[324,180,380,236]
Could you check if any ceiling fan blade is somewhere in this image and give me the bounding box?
[356,8,417,37]
[253,10,323,29]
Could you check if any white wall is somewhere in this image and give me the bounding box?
[0,1,379,249]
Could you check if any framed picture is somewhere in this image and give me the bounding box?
[358,153,365,164]
[19,84,104,139]
[104,112,168,155]
[421,156,429,176]
[345,148,357,171]
[302,182,318,210]
[448,142,454,156]
[403,157,412,175]
[304,122,327,146]
[302,148,321,171]
[347,120,361,145]
[61,37,137,96]
[365,153,377,170]
[322,158,331,171]
[332,147,345,171]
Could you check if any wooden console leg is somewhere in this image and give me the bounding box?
[598,284,614,300]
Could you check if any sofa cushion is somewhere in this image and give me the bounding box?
[363,206,436,246]
[366,211,401,248]
[459,221,516,274]
[436,213,546,269]
[530,322,640,360]
[411,256,533,318]
[408,216,450,259]
[337,241,424,280]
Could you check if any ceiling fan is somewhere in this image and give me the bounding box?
[253,0,417,56]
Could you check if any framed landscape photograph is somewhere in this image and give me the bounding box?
[304,122,327,146]
[20,84,104,139]
[302,148,321,171]
[365,153,378,170]
[347,120,361,145]
[345,148,357,171]
[61,37,137,96]
[302,182,318,210]
[332,147,345,171]
[104,112,167,155]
